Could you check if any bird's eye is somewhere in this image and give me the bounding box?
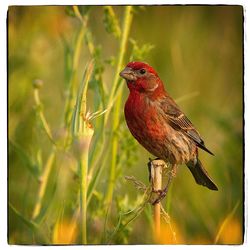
[139,68,146,75]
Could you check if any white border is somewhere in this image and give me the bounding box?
[3,0,250,5]
[1,0,8,248]
[1,1,249,249]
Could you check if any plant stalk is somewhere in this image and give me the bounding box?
[104,5,133,206]
[64,6,88,129]
[32,150,56,220]
[33,88,54,143]
[79,135,91,244]
[75,120,94,245]
[104,6,133,125]
[72,61,94,244]
[32,87,56,220]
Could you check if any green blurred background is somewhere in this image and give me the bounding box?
[8,5,243,244]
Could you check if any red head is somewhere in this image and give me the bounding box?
[119,62,165,96]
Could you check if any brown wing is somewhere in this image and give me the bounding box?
[160,96,214,155]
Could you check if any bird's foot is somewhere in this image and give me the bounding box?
[151,166,175,205]
[152,188,168,205]
[152,188,162,194]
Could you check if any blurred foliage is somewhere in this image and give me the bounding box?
[8,5,243,245]
[103,6,121,38]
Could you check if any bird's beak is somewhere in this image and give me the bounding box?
[119,67,137,82]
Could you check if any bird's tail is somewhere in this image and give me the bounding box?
[186,159,218,191]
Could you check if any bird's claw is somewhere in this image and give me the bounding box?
[152,189,167,205]
[152,188,162,194]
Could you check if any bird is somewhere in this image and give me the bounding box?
[119,61,218,195]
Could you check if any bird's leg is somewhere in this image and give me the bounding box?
[152,164,176,205]
[171,164,178,177]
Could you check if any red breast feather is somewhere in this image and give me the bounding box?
[125,90,195,165]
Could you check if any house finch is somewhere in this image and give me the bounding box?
[120,61,218,192]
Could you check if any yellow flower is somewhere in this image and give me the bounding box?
[155,221,185,244]
[216,216,243,244]
[52,218,78,244]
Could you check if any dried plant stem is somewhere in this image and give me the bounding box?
[151,159,165,238]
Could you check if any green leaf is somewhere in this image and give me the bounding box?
[65,6,76,17]
[65,6,91,18]
[133,6,146,13]
[33,172,58,224]
[60,35,73,88]
[129,39,155,61]
[9,203,38,230]
[87,142,109,206]
[9,140,40,180]
[106,188,151,243]
[78,6,92,16]
[104,56,116,66]
[103,6,121,38]
[71,60,94,136]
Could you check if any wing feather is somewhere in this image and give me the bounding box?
[160,96,214,155]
